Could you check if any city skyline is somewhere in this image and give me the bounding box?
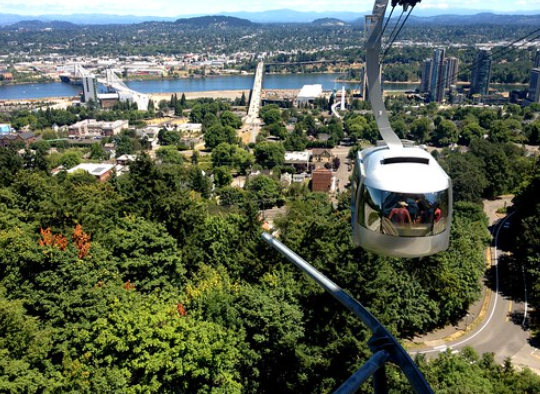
[1,0,540,17]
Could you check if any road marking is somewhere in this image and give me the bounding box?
[411,213,514,355]
[506,301,513,323]
[434,345,447,352]
[522,264,529,328]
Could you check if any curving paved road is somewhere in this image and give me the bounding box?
[410,197,540,372]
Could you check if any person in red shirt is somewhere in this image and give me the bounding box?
[434,207,442,223]
[389,201,412,225]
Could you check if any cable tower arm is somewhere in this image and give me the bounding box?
[365,0,421,149]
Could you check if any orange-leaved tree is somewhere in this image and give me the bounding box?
[72,224,91,258]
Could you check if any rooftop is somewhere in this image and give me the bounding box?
[284,151,311,162]
[67,163,115,177]
[298,84,323,99]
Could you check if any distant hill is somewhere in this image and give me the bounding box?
[407,13,540,25]
[0,10,540,27]
[352,12,540,26]
[0,13,178,26]
[175,15,254,27]
[312,18,349,26]
[221,9,365,23]
[7,20,78,30]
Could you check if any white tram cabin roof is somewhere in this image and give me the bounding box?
[357,146,449,195]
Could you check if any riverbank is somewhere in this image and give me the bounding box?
[149,90,250,102]
[0,90,255,107]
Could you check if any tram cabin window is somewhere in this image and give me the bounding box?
[359,185,449,237]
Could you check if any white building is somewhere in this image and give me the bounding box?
[296,84,323,105]
[284,151,311,167]
[177,123,203,133]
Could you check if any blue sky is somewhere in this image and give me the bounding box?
[1,0,539,16]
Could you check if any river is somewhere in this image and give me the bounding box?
[0,73,350,100]
[0,74,526,101]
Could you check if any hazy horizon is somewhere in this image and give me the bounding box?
[2,1,540,17]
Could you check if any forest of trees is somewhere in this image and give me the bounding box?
[0,81,540,391]
[0,125,539,392]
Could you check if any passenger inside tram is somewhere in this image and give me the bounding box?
[359,185,449,238]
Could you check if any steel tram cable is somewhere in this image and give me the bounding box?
[378,5,397,42]
[488,26,540,60]
[383,8,405,51]
[381,5,416,63]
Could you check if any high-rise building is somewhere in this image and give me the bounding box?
[470,49,492,97]
[528,69,540,104]
[83,74,98,103]
[420,59,433,93]
[430,49,447,102]
[534,50,540,69]
[445,57,459,88]
[420,52,458,102]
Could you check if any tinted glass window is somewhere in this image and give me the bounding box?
[360,186,449,237]
[351,165,360,210]
[359,185,382,232]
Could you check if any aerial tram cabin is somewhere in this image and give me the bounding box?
[350,0,453,258]
[351,143,452,258]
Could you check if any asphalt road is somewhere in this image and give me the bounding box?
[411,197,540,372]
[332,146,353,193]
[247,62,264,144]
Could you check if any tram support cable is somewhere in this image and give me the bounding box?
[381,5,416,62]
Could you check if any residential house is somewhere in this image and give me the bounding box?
[0,132,40,148]
[116,154,137,166]
[67,163,115,182]
[312,148,333,163]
